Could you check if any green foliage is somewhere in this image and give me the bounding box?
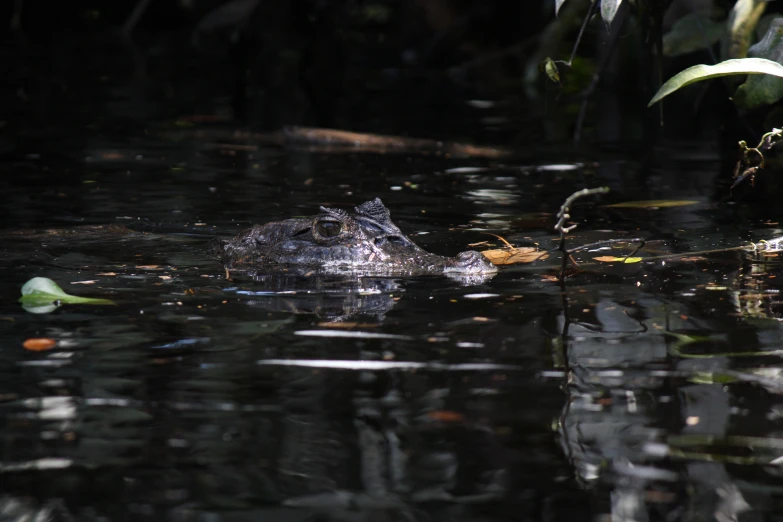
[555,0,625,26]
[662,13,725,57]
[648,58,783,107]
[734,19,783,109]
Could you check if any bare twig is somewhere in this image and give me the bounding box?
[554,187,610,279]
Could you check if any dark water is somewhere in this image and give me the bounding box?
[3,30,783,522]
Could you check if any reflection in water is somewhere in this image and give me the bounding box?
[555,249,783,521]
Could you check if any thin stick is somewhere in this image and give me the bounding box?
[555,187,610,279]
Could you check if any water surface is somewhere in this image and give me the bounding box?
[2,28,783,522]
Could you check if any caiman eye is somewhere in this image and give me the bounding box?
[314,219,343,239]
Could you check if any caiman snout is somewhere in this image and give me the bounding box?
[443,251,498,274]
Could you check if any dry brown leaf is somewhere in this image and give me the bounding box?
[481,247,548,265]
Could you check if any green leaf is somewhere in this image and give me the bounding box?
[540,57,561,84]
[648,58,783,106]
[555,0,568,17]
[662,13,725,57]
[734,19,783,109]
[19,277,114,308]
[601,0,623,27]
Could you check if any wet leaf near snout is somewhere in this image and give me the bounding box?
[481,247,548,265]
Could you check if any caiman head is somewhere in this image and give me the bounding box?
[214,198,497,276]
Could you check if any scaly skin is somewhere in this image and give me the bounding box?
[215,198,497,277]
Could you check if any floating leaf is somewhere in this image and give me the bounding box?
[663,13,725,57]
[23,338,57,351]
[604,199,700,208]
[555,0,568,17]
[481,247,548,265]
[594,256,643,263]
[648,58,783,106]
[19,277,114,309]
[601,0,624,27]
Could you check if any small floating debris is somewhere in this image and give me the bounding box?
[603,199,700,209]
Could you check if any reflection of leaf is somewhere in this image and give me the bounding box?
[594,256,643,263]
[604,199,699,208]
[481,247,548,265]
[649,58,783,106]
[22,303,61,314]
[19,277,114,309]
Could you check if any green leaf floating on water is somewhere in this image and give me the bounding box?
[648,58,783,106]
[19,277,114,308]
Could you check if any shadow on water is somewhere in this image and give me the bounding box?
[6,18,783,522]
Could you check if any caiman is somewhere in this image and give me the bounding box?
[214,198,497,277]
